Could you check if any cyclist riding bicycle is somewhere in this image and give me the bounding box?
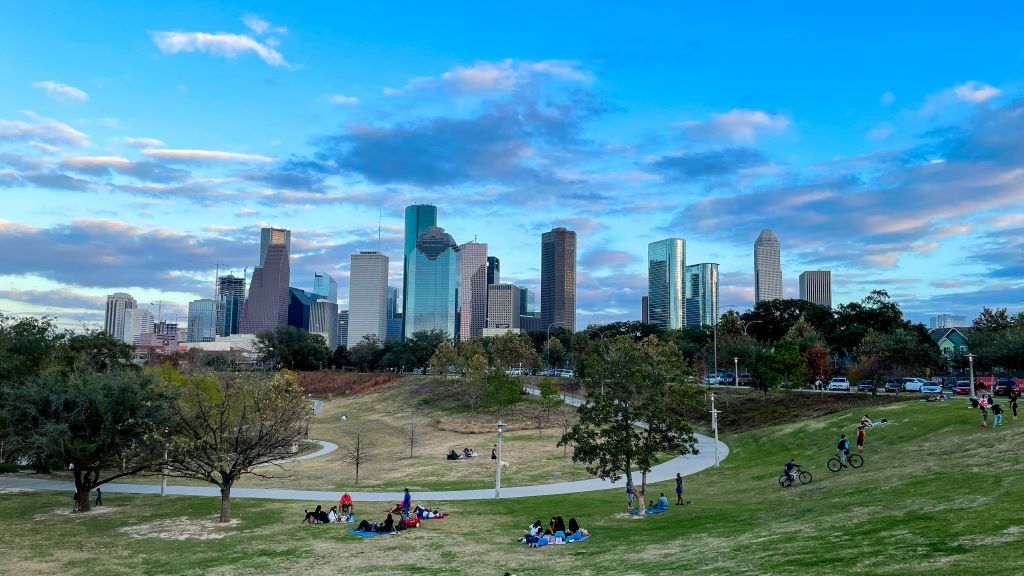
[836,434,850,467]
[784,459,800,483]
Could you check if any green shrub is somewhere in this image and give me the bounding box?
[0,462,19,474]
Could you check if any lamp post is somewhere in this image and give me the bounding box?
[733,357,740,387]
[713,312,719,379]
[160,427,169,496]
[495,420,506,498]
[742,320,763,336]
[967,353,977,400]
[709,392,721,467]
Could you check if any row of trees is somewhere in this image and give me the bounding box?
[0,314,312,522]
[968,307,1024,372]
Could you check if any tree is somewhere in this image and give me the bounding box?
[341,431,373,484]
[488,331,535,370]
[406,330,449,371]
[407,420,419,458]
[740,299,834,344]
[785,317,823,353]
[0,314,64,383]
[162,370,313,522]
[254,326,330,370]
[755,338,809,398]
[483,369,522,417]
[429,339,458,377]
[348,334,383,372]
[59,330,135,374]
[330,345,350,369]
[804,341,832,385]
[537,379,562,435]
[543,337,566,368]
[559,337,702,517]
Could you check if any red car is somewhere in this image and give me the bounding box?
[954,381,972,395]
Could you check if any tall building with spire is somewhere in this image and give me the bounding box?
[540,227,576,332]
[241,228,290,334]
[648,238,686,330]
[104,292,137,341]
[459,242,488,341]
[754,229,783,303]
[348,251,389,347]
[402,205,438,335]
[405,226,461,340]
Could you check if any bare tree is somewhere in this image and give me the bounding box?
[163,371,313,522]
[559,403,575,457]
[342,431,373,484]
[408,420,418,458]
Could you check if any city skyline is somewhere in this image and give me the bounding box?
[3,4,1023,329]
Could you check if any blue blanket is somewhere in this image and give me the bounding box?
[629,507,667,515]
[346,529,399,538]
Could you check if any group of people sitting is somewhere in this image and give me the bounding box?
[519,516,588,547]
[446,447,479,460]
[356,513,406,534]
[302,504,354,525]
[645,493,670,511]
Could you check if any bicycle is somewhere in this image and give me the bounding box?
[778,466,812,487]
[827,451,863,472]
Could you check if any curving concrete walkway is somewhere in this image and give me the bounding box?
[0,386,728,502]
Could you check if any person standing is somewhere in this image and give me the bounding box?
[675,473,685,505]
[856,425,866,453]
[94,487,103,507]
[491,444,498,460]
[401,488,411,517]
[626,480,634,511]
[1009,390,1019,420]
[979,396,990,428]
[992,403,1004,427]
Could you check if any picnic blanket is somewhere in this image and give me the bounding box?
[629,507,667,515]
[528,533,591,547]
[346,529,399,538]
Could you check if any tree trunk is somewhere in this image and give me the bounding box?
[355,461,360,484]
[73,469,92,512]
[219,484,232,523]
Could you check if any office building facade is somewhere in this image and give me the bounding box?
[641,296,649,324]
[104,292,137,341]
[310,299,340,350]
[187,299,220,343]
[929,314,967,329]
[287,287,320,331]
[685,263,719,328]
[459,242,488,341]
[540,227,577,332]
[405,226,461,340]
[487,256,500,285]
[348,251,389,346]
[754,229,783,303]
[259,227,291,267]
[402,204,438,334]
[121,308,154,345]
[240,239,290,334]
[487,283,521,329]
[216,274,246,337]
[798,270,832,308]
[313,272,338,303]
[648,238,686,330]
[338,310,349,348]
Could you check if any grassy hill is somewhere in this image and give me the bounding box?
[1,398,1021,575]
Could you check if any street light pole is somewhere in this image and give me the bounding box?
[967,353,977,400]
[733,357,739,387]
[709,393,720,467]
[742,320,763,336]
[495,420,506,499]
[713,313,719,378]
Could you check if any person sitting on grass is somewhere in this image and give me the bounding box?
[379,513,395,533]
[356,519,378,532]
[340,492,353,514]
[447,449,460,460]
[565,517,589,541]
[327,506,339,523]
[317,507,330,525]
[462,447,478,458]
[649,493,669,510]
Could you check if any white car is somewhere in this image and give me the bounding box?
[827,377,850,391]
[902,377,928,392]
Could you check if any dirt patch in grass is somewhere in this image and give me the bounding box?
[38,506,122,519]
[0,487,35,494]
[120,516,240,540]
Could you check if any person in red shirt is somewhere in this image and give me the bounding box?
[856,425,866,453]
[340,492,353,514]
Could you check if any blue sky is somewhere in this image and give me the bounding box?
[2,2,1023,329]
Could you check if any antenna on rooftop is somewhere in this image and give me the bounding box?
[377,208,382,252]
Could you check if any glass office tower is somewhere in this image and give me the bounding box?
[405,226,461,340]
[647,238,686,330]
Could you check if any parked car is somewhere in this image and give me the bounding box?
[954,380,972,395]
[557,369,575,378]
[902,377,928,392]
[994,378,1017,395]
[884,379,901,393]
[857,379,876,392]
[920,381,943,394]
[827,377,850,391]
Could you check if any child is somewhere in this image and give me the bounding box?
[979,398,989,428]
[992,403,1003,427]
[856,425,866,454]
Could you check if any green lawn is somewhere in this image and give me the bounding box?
[1,398,1021,575]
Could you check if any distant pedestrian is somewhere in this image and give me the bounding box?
[402,488,411,517]
[72,492,80,512]
[626,481,634,511]
[856,425,866,453]
[979,397,989,428]
[815,379,822,391]
[491,444,498,460]
[1009,391,1019,419]
[675,473,685,505]
[94,487,103,507]
[992,403,1004,427]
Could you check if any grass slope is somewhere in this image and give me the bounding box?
[1,399,1021,575]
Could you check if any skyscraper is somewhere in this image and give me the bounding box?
[929,314,967,329]
[310,299,339,349]
[260,227,291,267]
[459,242,488,341]
[518,286,536,316]
[104,292,137,341]
[240,237,290,334]
[402,204,438,334]
[386,286,403,342]
[487,256,501,285]
[216,274,246,337]
[540,227,576,332]
[121,308,154,345]
[348,251,389,347]
[187,299,220,342]
[338,310,349,348]
[313,272,338,303]
[405,226,461,340]
[641,296,649,324]
[287,287,320,331]
[685,263,719,328]
[754,229,783,303]
[648,238,686,330]
[487,283,521,329]
[798,270,832,308]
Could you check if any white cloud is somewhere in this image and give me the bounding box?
[330,94,359,106]
[242,15,287,35]
[676,109,791,143]
[62,156,134,170]
[151,31,288,67]
[119,137,166,149]
[142,149,274,163]
[390,59,591,96]
[952,81,1001,103]
[880,91,895,107]
[0,111,91,147]
[866,123,892,140]
[32,81,89,102]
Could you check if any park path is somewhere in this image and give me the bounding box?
[0,385,729,503]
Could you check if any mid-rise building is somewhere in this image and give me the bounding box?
[259,227,291,267]
[310,299,339,350]
[386,286,403,342]
[402,204,438,336]
[241,233,290,334]
[338,310,349,348]
[313,272,338,303]
[287,287,320,331]
[104,292,137,341]
[459,242,488,341]
[348,251,389,347]
[121,308,154,345]
[648,238,686,330]
[487,283,521,329]
[187,299,221,343]
[798,270,832,308]
[540,227,576,332]
[929,314,967,329]
[487,256,501,285]
[405,226,461,340]
[685,263,719,328]
[216,274,246,337]
[518,286,537,316]
[754,229,783,303]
